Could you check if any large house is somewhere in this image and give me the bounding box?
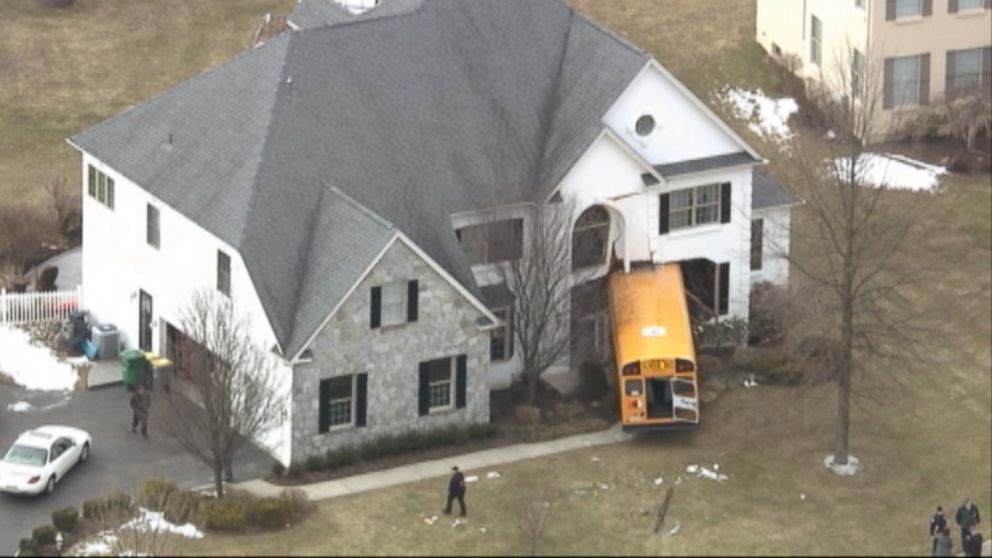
[756,0,992,141]
[70,0,797,467]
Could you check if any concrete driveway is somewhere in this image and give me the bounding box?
[0,384,273,554]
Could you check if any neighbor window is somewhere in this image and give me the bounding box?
[379,281,406,327]
[956,0,984,10]
[751,219,764,271]
[455,219,524,265]
[810,16,822,65]
[321,376,354,429]
[886,54,923,107]
[217,250,231,297]
[146,204,160,249]
[490,307,514,362]
[851,49,866,98]
[895,0,923,17]
[87,165,115,210]
[670,184,721,230]
[946,47,990,98]
[425,357,453,411]
[572,206,611,270]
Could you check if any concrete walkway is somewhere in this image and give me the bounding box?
[235,424,632,500]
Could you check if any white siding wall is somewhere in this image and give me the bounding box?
[80,153,294,465]
[751,205,793,287]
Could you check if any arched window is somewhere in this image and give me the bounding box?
[572,206,611,271]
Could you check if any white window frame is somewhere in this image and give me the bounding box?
[890,55,922,107]
[669,184,722,231]
[380,280,406,327]
[324,375,356,430]
[894,0,924,18]
[87,165,115,210]
[427,357,454,412]
[490,307,513,362]
[456,219,524,265]
[947,47,985,93]
[572,206,611,270]
[810,15,822,66]
[957,0,984,9]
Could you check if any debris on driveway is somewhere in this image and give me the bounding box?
[7,401,32,412]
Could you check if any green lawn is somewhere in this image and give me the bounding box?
[0,0,294,203]
[9,0,990,555]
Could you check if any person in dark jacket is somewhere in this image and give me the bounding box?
[443,466,467,517]
[130,386,151,438]
[963,529,984,558]
[931,506,948,555]
[956,498,982,549]
[933,526,953,557]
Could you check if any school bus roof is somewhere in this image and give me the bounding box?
[608,264,695,368]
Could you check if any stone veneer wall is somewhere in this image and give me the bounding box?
[291,239,490,463]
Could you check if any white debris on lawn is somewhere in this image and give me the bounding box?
[743,374,759,388]
[720,87,798,142]
[597,483,610,491]
[479,527,487,534]
[0,325,79,391]
[833,153,945,192]
[7,401,32,412]
[451,518,468,528]
[685,463,729,482]
[667,522,681,536]
[823,454,862,476]
[464,475,479,483]
[423,515,439,525]
[591,456,600,462]
[485,471,501,479]
[800,493,807,501]
[122,508,204,539]
[653,476,664,486]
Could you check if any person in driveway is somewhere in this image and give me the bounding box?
[130,386,151,438]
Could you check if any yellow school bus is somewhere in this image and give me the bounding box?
[608,264,699,432]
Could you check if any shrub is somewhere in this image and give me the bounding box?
[137,478,179,511]
[304,454,326,472]
[514,405,542,425]
[287,463,304,478]
[271,461,285,477]
[51,507,79,533]
[82,492,133,520]
[576,361,609,402]
[248,497,293,529]
[280,488,312,518]
[82,497,104,519]
[199,498,248,531]
[32,525,56,546]
[18,538,37,556]
[163,490,202,525]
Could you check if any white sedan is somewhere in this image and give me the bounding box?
[0,425,92,495]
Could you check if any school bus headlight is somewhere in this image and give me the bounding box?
[676,359,695,372]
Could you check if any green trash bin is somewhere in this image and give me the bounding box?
[119,349,147,391]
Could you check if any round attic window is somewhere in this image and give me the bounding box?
[635,114,656,137]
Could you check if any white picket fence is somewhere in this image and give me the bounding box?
[0,286,83,325]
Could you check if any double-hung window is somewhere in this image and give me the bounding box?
[895,0,924,17]
[217,251,231,297]
[671,184,721,230]
[885,54,925,107]
[946,47,990,99]
[851,50,866,98]
[490,307,514,362]
[426,358,453,411]
[810,16,823,66]
[455,219,524,265]
[147,204,160,249]
[380,281,405,326]
[87,165,115,209]
[323,376,354,429]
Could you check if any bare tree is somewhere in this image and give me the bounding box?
[776,46,935,467]
[160,290,282,497]
[513,474,559,556]
[0,202,58,286]
[494,203,574,407]
[45,175,82,245]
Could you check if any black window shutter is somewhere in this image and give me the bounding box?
[507,308,515,359]
[407,280,419,323]
[949,0,958,12]
[918,53,931,106]
[88,166,96,197]
[885,0,896,19]
[883,58,895,109]
[946,50,957,98]
[355,374,368,428]
[318,379,331,434]
[718,263,730,316]
[455,355,467,409]
[418,362,430,416]
[985,0,991,10]
[370,286,381,329]
[982,47,992,85]
[659,193,670,234]
[922,0,932,16]
[720,182,732,224]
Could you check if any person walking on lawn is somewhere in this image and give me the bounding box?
[130,386,151,438]
[930,505,948,555]
[443,466,467,517]
[956,498,982,550]
[963,529,984,558]
[933,526,953,557]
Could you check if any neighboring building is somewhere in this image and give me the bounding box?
[70,0,793,466]
[756,0,992,141]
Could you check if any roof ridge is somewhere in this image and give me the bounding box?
[69,33,293,148]
[326,186,396,231]
[564,2,647,58]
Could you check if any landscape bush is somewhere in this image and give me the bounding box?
[82,493,132,520]
[576,361,610,402]
[31,525,56,546]
[199,498,248,531]
[247,497,293,528]
[18,538,38,557]
[51,506,79,532]
[136,478,179,511]
[162,490,203,525]
[280,488,313,518]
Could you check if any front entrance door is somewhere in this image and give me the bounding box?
[138,290,153,351]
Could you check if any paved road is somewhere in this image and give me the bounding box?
[0,385,273,555]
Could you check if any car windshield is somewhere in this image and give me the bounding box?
[3,445,47,466]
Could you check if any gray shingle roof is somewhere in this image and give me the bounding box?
[69,0,648,358]
[655,151,760,178]
[752,169,801,209]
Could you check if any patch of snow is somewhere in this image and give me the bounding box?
[667,522,681,536]
[0,325,79,391]
[464,475,479,483]
[823,454,862,476]
[685,464,699,474]
[720,87,798,142]
[121,508,204,539]
[485,471,501,479]
[73,531,118,556]
[833,153,945,192]
[7,401,32,412]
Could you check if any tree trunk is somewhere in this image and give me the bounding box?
[835,302,853,465]
[527,367,538,407]
[214,462,225,498]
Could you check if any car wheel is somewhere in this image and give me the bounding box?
[45,476,56,495]
[79,443,90,464]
